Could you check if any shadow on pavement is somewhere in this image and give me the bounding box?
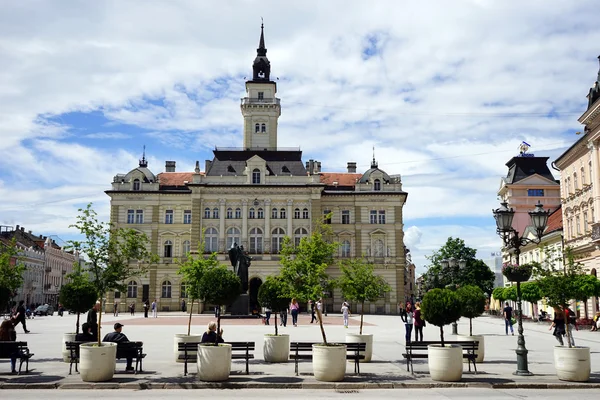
[3,374,64,384]
[254,376,303,383]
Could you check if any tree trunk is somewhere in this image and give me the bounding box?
[76,312,80,334]
[97,299,103,346]
[469,318,473,336]
[187,299,194,336]
[274,313,278,336]
[216,306,221,345]
[316,307,327,345]
[360,301,365,335]
[440,326,444,347]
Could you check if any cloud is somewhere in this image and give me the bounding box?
[85,132,132,139]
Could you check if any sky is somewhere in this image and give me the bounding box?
[1,1,599,275]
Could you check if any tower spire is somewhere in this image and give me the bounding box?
[139,145,148,168]
[258,18,266,56]
[596,55,600,82]
[251,21,270,81]
[371,147,378,168]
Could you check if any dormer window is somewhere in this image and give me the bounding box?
[282,165,290,173]
[252,168,261,184]
[374,179,381,191]
[261,123,266,133]
[258,92,264,100]
[255,123,260,133]
[133,179,141,191]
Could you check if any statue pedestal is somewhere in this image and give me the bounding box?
[229,294,249,315]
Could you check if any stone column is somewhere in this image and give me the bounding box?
[219,199,226,252]
[287,199,293,237]
[242,199,248,248]
[589,140,600,222]
[264,199,271,253]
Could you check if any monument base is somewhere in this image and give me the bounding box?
[229,294,249,315]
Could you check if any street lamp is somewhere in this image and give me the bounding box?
[440,257,468,334]
[493,200,549,376]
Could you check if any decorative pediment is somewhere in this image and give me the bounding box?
[511,174,558,186]
[158,230,178,237]
[368,228,387,236]
[337,230,355,237]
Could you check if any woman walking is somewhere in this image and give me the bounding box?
[341,301,351,328]
[413,302,425,341]
[401,302,414,343]
[290,298,300,327]
[549,308,566,346]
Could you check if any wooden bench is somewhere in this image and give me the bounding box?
[402,340,478,374]
[289,342,366,376]
[177,341,255,376]
[0,341,33,374]
[66,341,146,374]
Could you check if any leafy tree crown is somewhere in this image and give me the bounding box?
[456,285,486,319]
[337,258,391,303]
[421,288,462,328]
[257,276,291,313]
[198,266,241,306]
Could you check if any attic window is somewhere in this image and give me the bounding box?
[227,165,236,173]
[282,165,290,173]
[133,179,141,191]
[333,181,338,186]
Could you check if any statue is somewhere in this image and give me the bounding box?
[228,243,251,293]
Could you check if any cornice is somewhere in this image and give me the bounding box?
[578,99,600,126]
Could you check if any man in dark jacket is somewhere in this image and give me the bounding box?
[87,302,99,339]
[103,323,135,371]
[13,301,30,333]
[75,322,95,342]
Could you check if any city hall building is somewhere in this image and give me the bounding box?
[105,26,408,315]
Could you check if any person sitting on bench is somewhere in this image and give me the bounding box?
[201,321,224,344]
[75,322,95,342]
[0,317,19,373]
[103,323,135,372]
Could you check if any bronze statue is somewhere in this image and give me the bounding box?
[229,243,251,293]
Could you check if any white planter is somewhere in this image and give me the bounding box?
[428,344,463,382]
[456,334,485,363]
[263,334,290,363]
[174,333,202,363]
[80,342,117,382]
[197,343,232,382]
[554,346,591,382]
[62,333,77,362]
[345,333,373,362]
[312,344,346,382]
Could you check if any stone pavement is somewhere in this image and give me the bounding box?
[1,311,600,389]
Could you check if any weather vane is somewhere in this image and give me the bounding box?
[518,141,531,156]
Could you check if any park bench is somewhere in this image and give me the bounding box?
[178,341,255,376]
[402,340,478,374]
[66,340,146,374]
[289,341,366,376]
[0,341,33,374]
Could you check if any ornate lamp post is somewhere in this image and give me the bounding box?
[440,257,467,334]
[493,201,549,376]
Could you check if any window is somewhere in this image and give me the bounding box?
[584,212,589,233]
[127,210,134,224]
[161,281,172,298]
[257,208,264,219]
[272,208,278,219]
[133,179,140,191]
[341,240,351,257]
[181,283,188,299]
[271,228,285,254]
[249,207,256,219]
[115,291,120,299]
[582,167,586,186]
[589,161,592,185]
[255,123,260,133]
[342,210,350,224]
[374,239,384,257]
[527,189,544,197]
[135,209,144,224]
[165,209,173,224]
[323,209,331,224]
[235,208,242,219]
[252,168,261,184]
[261,123,266,133]
[249,228,263,254]
[258,91,264,100]
[182,240,191,256]
[576,216,581,235]
[294,227,308,246]
[370,210,377,224]
[574,173,578,190]
[183,210,192,224]
[204,208,211,219]
[127,281,137,298]
[226,227,241,250]
[374,179,381,191]
[226,208,233,219]
[164,240,173,258]
[294,208,301,219]
[205,227,218,253]
[567,177,572,194]
[302,208,309,219]
[212,208,219,219]
[378,210,386,224]
[280,208,286,219]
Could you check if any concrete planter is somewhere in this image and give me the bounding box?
[263,334,290,363]
[174,333,202,363]
[62,333,77,362]
[80,342,117,382]
[312,344,346,382]
[456,334,484,363]
[554,346,591,382]
[428,344,463,382]
[197,343,232,381]
[345,333,373,362]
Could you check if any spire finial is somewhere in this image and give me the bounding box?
[139,145,148,168]
[597,55,600,81]
[371,147,378,168]
[257,19,266,56]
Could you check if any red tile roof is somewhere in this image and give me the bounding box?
[157,172,197,187]
[319,173,362,187]
[545,205,562,234]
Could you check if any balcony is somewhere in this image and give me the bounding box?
[240,97,280,106]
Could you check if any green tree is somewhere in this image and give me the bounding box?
[0,238,25,312]
[520,281,543,304]
[503,285,517,301]
[280,224,338,345]
[456,285,486,336]
[421,288,462,345]
[59,264,98,333]
[68,203,159,345]
[337,257,391,334]
[492,287,506,303]
[572,274,600,317]
[257,275,291,336]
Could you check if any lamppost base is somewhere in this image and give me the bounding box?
[451,322,458,335]
[513,370,533,376]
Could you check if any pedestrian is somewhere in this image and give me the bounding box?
[503,301,514,336]
[151,299,157,318]
[103,323,136,372]
[129,302,135,316]
[13,300,30,333]
[87,302,99,340]
[591,312,600,332]
[566,307,577,346]
[316,298,323,318]
[264,306,271,325]
[309,300,317,323]
[290,298,300,327]
[280,304,288,327]
[113,302,119,317]
[143,299,149,318]
[181,299,187,313]
[549,308,566,346]
[413,302,425,341]
[341,301,351,328]
[0,317,19,373]
[401,302,414,343]
[75,322,95,342]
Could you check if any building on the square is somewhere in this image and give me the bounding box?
[483,252,503,289]
[105,25,408,315]
[41,236,78,305]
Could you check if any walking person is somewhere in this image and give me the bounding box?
[401,302,414,343]
[151,299,157,318]
[566,307,578,346]
[264,306,271,325]
[279,304,288,327]
[129,302,135,316]
[113,302,119,317]
[503,301,514,335]
[413,302,425,341]
[87,302,99,340]
[13,301,30,333]
[341,301,351,328]
[290,298,300,327]
[143,299,149,318]
[181,299,187,313]
[309,300,317,323]
[550,308,566,346]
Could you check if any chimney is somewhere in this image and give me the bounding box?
[205,160,212,173]
[28,230,32,234]
[15,225,19,231]
[347,162,357,173]
[316,162,321,173]
[21,227,24,232]
[165,161,176,172]
[305,161,310,170]
[308,160,314,176]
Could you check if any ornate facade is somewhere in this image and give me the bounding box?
[105,26,408,314]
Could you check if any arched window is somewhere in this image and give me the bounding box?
[294,227,308,246]
[133,179,141,191]
[249,227,263,254]
[180,283,188,299]
[302,208,309,219]
[205,227,218,253]
[235,208,242,219]
[127,281,138,298]
[341,240,351,257]
[257,208,264,219]
[164,240,173,258]
[582,167,586,186]
[161,281,172,298]
[212,207,219,219]
[226,227,241,250]
[373,239,384,257]
[272,208,278,219]
[204,208,211,219]
[574,173,578,190]
[261,123,266,133]
[252,168,261,184]
[255,123,260,133]
[280,208,286,219]
[271,227,286,254]
[294,208,301,219]
[226,208,233,219]
[182,240,191,256]
[249,207,256,219]
[374,179,381,191]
